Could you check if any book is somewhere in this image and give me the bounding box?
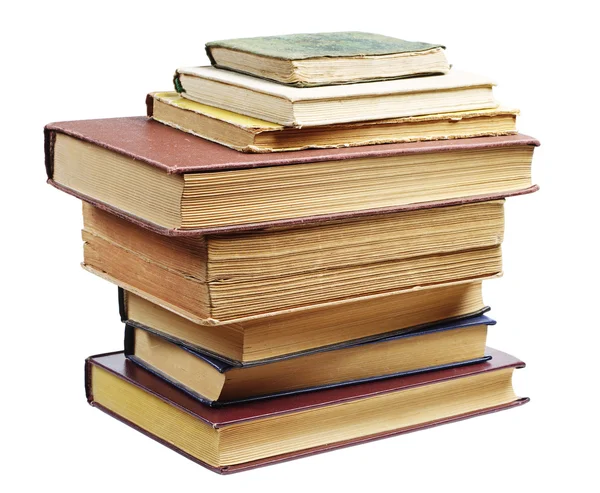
[205,32,449,87]
[121,281,488,364]
[125,315,493,405]
[84,200,504,323]
[85,348,528,473]
[45,117,539,234]
[148,92,519,153]
[174,66,498,126]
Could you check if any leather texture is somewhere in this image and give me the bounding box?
[85,349,528,473]
[45,117,539,236]
[86,347,524,427]
[45,117,539,175]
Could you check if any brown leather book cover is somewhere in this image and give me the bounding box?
[45,117,539,236]
[85,348,528,474]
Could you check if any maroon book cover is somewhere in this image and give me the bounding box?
[45,117,539,236]
[85,348,528,474]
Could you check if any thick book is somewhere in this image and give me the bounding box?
[85,200,504,323]
[125,315,493,405]
[205,32,449,87]
[120,281,489,363]
[148,92,519,153]
[174,67,498,126]
[85,348,528,473]
[45,117,539,235]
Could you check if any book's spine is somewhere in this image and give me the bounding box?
[205,45,217,66]
[173,72,184,94]
[124,324,135,356]
[145,93,155,117]
[84,358,94,404]
[43,127,56,179]
[118,287,127,322]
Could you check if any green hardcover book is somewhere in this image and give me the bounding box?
[205,31,449,86]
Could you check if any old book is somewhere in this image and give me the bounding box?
[205,32,448,87]
[148,92,518,153]
[125,315,493,405]
[121,281,488,364]
[86,348,528,473]
[84,200,504,323]
[174,67,497,126]
[45,117,539,234]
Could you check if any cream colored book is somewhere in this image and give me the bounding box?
[174,67,498,126]
[148,92,518,153]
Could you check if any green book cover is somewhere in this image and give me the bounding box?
[206,31,444,61]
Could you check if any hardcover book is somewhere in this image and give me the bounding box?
[85,348,528,473]
[124,314,494,405]
[148,92,519,153]
[84,200,504,323]
[174,67,498,126]
[205,32,449,86]
[45,117,539,234]
[120,280,489,362]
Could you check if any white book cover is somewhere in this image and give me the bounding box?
[176,66,496,102]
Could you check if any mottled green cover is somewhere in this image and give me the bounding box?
[206,32,444,61]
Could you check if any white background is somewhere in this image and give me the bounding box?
[2,1,598,491]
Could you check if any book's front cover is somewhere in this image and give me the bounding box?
[206,32,444,61]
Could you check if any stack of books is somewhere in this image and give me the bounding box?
[44,32,538,473]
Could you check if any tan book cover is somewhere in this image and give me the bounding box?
[148,92,518,153]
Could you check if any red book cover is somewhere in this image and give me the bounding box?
[85,348,528,474]
[45,117,539,236]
